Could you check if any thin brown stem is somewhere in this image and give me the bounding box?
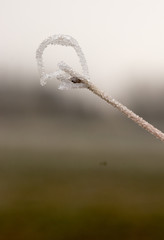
[37,34,164,142]
[86,81,164,142]
[59,63,164,142]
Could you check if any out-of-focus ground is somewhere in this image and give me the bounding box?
[1,1,164,238]
[0,75,164,240]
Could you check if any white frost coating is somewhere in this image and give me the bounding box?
[36,34,90,89]
[36,35,164,142]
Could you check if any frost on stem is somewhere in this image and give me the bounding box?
[36,34,164,142]
[36,34,90,90]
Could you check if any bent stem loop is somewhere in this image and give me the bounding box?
[36,34,164,142]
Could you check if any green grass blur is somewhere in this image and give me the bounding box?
[0,81,164,239]
[0,147,164,240]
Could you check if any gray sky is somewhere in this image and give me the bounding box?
[1,0,164,93]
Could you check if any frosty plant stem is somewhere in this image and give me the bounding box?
[36,34,164,142]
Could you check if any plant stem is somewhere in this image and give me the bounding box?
[59,63,164,142]
[86,81,164,142]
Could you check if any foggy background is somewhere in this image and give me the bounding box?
[0,0,164,239]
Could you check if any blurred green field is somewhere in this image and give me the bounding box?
[0,148,164,240]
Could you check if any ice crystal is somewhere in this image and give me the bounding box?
[36,34,90,90]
